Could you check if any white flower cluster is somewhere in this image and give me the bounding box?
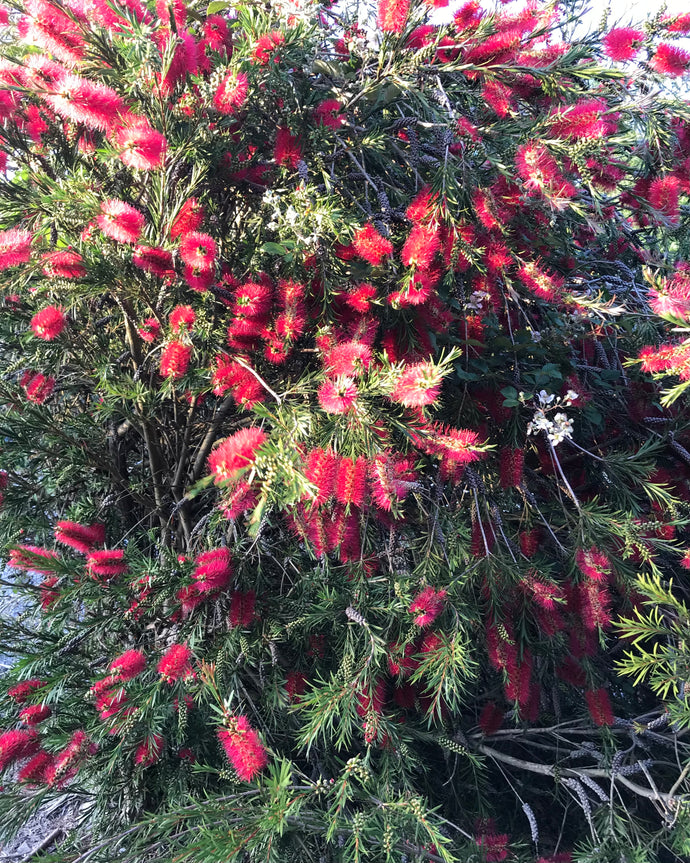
[526,389,578,446]
[262,188,325,249]
[464,289,491,312]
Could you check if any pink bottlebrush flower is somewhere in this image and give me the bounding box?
[98,199,145,244]
[179,231,216,272]
[518,261,563,302]
[95,689,128,721]
[41,249,85,279]
[652,42,690,76]
[406,186,439,224]
[54,520,105,555]
[134,734,164,767]
[23,0,85,65]
[45,729,95,787]
[454,0,483,30]
[313,99,345,128]
[169,305,196,333]
[213,71,249,113]
[334,456,367,507]
[401,223,440,270]
[585,688,614,726]
[157,643,194,683]
[378,0,409,33]
[109,649,146,681]
[499,448,524,488]
[9,545,59,574]
[647,176,680,222]
[156,0,186,28]
[229,590,256,628]
[47,74,125,132]
[515,141,575,203]
[352,223,393,266]
[549,98,617,140]
[0,728,39,770]
[184,265,214,293]
[409,585,447,627]
[273,309,306,342]
[285,671,307,703]
[31,306,65,341]
[218,481,259,522]
[40,576,60,610]
[138,318,161,342]
[253,30,284,65]
[304,448,338,505]
[478,702,504,735]
[666,13,690,33]
[368,453,417,511]
[19,704,51,725]
[8,680,44,704]
[86,548,128,579]
[387,642,419,678]
[274,126,301,169]
[208,427,268,485]
[681,548,690,570]
[160,340,192,380]
[133,245,174,277]
[176,585,204,619]
[0,229,32,271]
[170,198,204,238]
[476,831,509,862]
[218,716,268,781]
[482,79,514,118]
[324,341,372,377]
[318,377,358,414]
[578,580,612,630]
[343,283,377,313]
[193,547,233,592]
[24,372,56,404]
[391,362,444,408]
[203,14,231,51]
[575,547,611,581]
[18,750,53,785]
[603,27,644,61]
[114,116,167,170]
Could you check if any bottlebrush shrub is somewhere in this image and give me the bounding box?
[2,0,690,860]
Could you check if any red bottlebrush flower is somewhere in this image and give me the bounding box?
[31,306,65,341]
[478,702,504,735]
[313,99,345,129]
[556,655,587,688]
[666,13,690,33]
[193,547,233,592]
[47,74,125,132]
[549,98,615,140]
[55,521,104,555]
[218,481,259,522]
[40,577,60,610]
[18,750,53,785]
[98,199,145,244]
[203,13,231,51]
[114,116,167,170]
[378,0,409,33]
[352,223,394,266]
[253,30,284,65]
[324,341,372,377]
[218,716,268,781]
[356,678,388,718]
[681,548,690,569]
[95,688,128,721]
[8,679,44,704]
[406,186,439,224]
[138,318,161,342]
[109,649,146,681]
[274,126,301,169]
[578,580,612,631]
[334,456,367,507]
[401,223,440,270]
[476,831,509,862]
[229,590,256,627]
[41,249,85,279]
[368,453,417,511]
[652,42,690,76]
[169,305,196,333]
[45,729,94,787]
[19,704,51,725]
[160,340,192,380]
[23,0,85,65]
[133,245,174,277]
[233,281,273,317]
[409,586,447,627]
[304,448,338,505]
[208,427,268,485]
[343,283,377,313]
[213,70,249,113]
[575,547,611,581]
[515,141,575,204]
[647,176,680,223]
[24,372,56,404]
[387,642,419,678]
[135,734,164,767]
[518,261,563,302]
[499,448,524,488]
[184,264,214,293]
[179,231,216,272]
[391,362,444,408]
[585,688,614,726]
[286,671,307,703]
[157,643,194,683]
[171,198,205,238]
[86,548,128,579]
[9,545,59,574]
[454,0,483,30]
[0,728,39,771]
[603,27,644,61]
[318,377,358,414]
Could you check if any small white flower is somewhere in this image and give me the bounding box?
[538,390,555,406]
[530,330,542,342]
[564,389,579,404]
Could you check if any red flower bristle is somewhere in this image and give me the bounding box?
[178,231,216,272]
[193,547,233,592]
[24,372,56,404]
[409,585,447,627]
[8,679,44,704]
[603,27,644,62]
[41,249,85,279]
[401,224,440,270]
[285,671,307,703]
[134,733,164,767]
[304,448,338,505]
[218,716,268,781]
[98,199,145,244]
[169,305,196,333]
[114,115,167,170]
[229,590,256,627]
[324,341,372,377]
[86,548,128,579]
[318,377,358,414]
[213,71,249,113]
[208,427,267,485]
[651,42,690,77]
[499,447,524,488]
[19,703,51,725]
[478,701,504,735]
[314,99,345,128]
[138,318,161,342]
[391,361,443,408]
[0,728,39,771]
[352,223,394,266]
[31,305,65,340]
[585,687,614,726]
[18,750,53,785]
[157,643,194,682]
[334,455,367,506]
[133,245,174,278]
[109,649,146,681]
[54,520,105,554]
[274,126,301,169]
[170,198,204,238]
[9,545,59,574]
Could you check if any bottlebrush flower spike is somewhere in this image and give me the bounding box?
[160,340,192,380]
[8,679,44,704]
[274,126,301,169]
[229,590,256,627]
[585,688,614,726]
[157,643,194,682]
[401,223,441,270]
[313,99,345,128]
[47,74,125,132]
[55,521,105,554]
[409,585,447,627]
[478,702,504,735]
[0,728,39,770]
[651,43,690,76]
[286,671,307,703]
[40,576,60,610]
[109,649,146,681]
[334,456,367,506]
[575,547,611,581]
[170,197,204,238]
[31,306,65,340]
[378,0,410,33]
[24,372,56,404]
[352,223,394,266]
[218,716,268,781]
[253,30,284,65]
[368,453,417,511]
[19,704,51,725]
[133,245,174,277]
[114,115,167,170]
[45,729,95,787]
[406,186,439,224]
[324,341,373,377]
[86,548,128,580]
[603,27,644,61]
[647,176,680,222]
[499,448,524,488]
[304,447,338,505]
[138,318,161,342]
[9,545,59,574]
[23,0,86,66]
[213,71,249,113]
[98,199,145,244]
[193,547,233,592]
[208,427,267,485]
[18,750,53,785]
[134,734,164,767]
[391,361,444,408]
[178,231,216,271]
[41,249,85,279]
[169,305,196,333]
[318,377,359,414]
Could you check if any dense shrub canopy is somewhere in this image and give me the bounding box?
[1,0,690,860]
